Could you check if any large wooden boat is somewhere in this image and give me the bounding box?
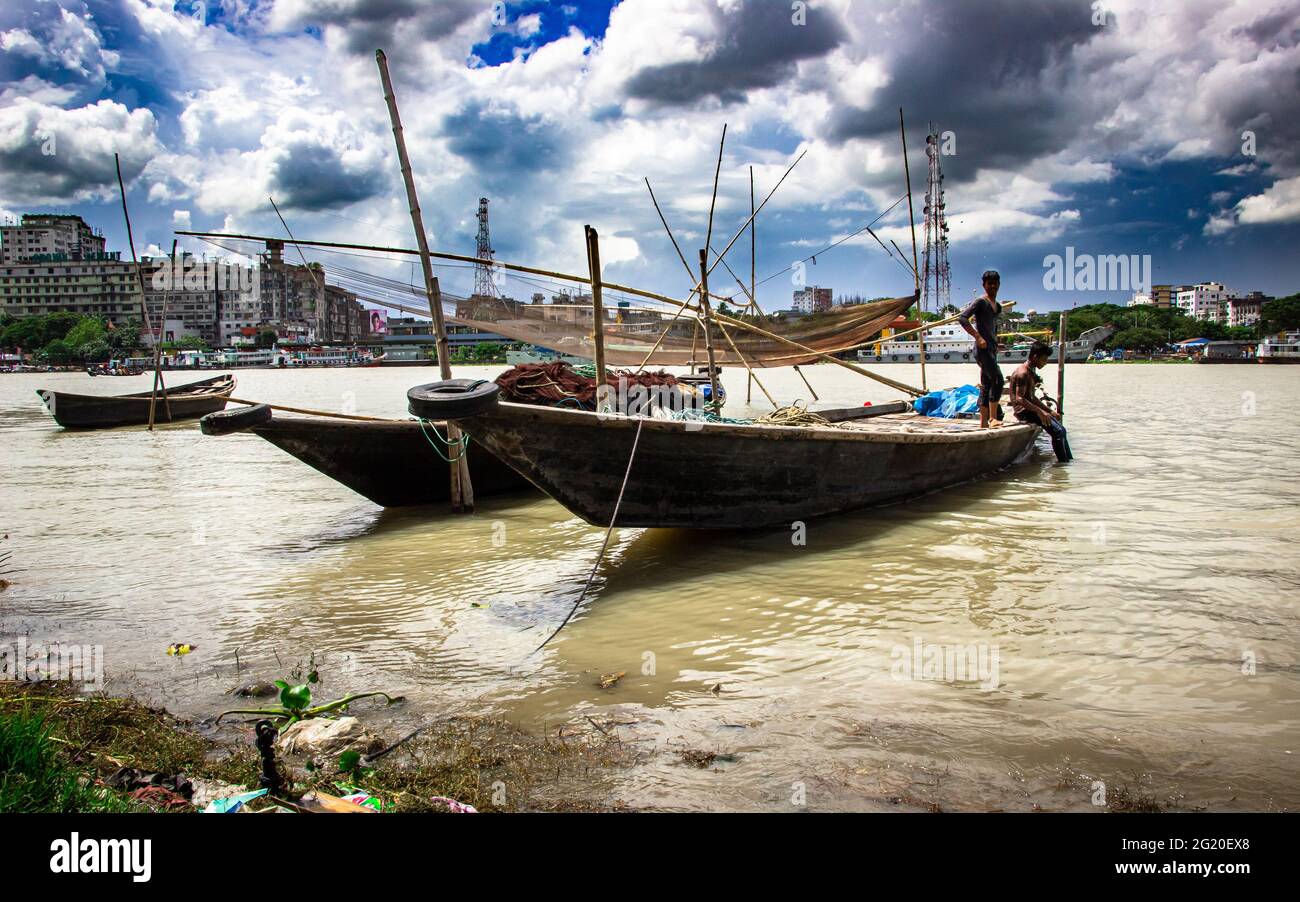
[439,399,1041,530]
[37,374,234,429]
[200,409,534,507]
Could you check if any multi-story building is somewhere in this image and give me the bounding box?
[792,286,833,313]
[0,213,106,264]
[1175,282,1238,322]
[0,256,139,319]
[1227,291,1270,328]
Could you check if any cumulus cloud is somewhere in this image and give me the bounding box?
[0,98,160,203]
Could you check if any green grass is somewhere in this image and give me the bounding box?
[0,710,137,812]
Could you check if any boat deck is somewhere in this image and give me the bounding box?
[834,411,1019,436]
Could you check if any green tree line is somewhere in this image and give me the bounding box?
[0,312,209,363]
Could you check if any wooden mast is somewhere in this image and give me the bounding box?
[899,108,926,392]
[376,49,472,512]
[585,225,608,408]
[147,238,178,429]
[115,154,171,428]
[748,165,756,403]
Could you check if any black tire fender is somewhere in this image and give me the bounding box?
[200,403,273,436]
[407,379,500,420]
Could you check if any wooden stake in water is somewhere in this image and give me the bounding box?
[1057,310,1068,421]
[376,49,472,512]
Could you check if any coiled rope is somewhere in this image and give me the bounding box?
[417,418,470,463]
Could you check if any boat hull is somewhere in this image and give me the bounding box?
[37,375,234,429]
[457,402,1040,529]
[248,416,534,507]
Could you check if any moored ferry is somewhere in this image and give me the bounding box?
[857,323,1115,364]
[1258,331,1300,364]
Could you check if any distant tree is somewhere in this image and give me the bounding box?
[65,317,107,350]
[1107,326,1166,351]
[39,338,74,364]
[109,319,142,351]
[255,328,278,349]
[42,311,81,343]
[1261,294,1300,332]
[1,316,45,351]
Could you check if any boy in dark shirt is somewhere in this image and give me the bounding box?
[958,270,1005,428]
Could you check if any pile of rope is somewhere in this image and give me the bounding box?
[753,403,832,428]
[494,362,682,411]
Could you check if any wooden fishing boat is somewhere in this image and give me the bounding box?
[199,407,534,507]
[37,374,235,429]
[427,395,1041,529]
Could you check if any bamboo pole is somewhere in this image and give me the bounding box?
[148,238,177,429]
[748,166,756,402]
[899,108,926,392]
[643,177,776,408]
[376,49,472,513]
[697,248,720,404]
[585,225,609,408]
[1057,309,1068,420]
[793,364,819,401]
[115,153,169,427]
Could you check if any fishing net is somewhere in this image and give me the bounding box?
[494,362,688,411]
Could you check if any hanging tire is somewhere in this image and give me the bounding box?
[200,403,272,436]
[408,379,500,420]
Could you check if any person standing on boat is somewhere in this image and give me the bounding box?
[957,270,1005,428]
[1008,341,1073,462]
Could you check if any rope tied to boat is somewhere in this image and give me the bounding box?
[753,401,831,429]
[534,417,645,653]
[417,417,470,463]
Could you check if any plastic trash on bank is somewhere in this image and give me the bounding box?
[912,384,980,418]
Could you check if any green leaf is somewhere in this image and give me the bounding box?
[280,682,312,711]
[274,680,290,691]
[307,670,320,684]
[338,750,361,773]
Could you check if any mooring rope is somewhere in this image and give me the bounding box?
[417,417,470,463]
[534,417,645,652]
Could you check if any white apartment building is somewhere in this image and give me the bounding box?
[1127,291,1153,307]
[1175,282,1238,322]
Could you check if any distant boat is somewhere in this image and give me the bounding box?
[37,374,235,429]
[857,324,1115,364]
[198,407,534,507]
[412,386,1041,530]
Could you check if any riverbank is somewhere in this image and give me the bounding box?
[0,681,634,813]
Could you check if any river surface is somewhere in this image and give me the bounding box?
[1,363,1296,811]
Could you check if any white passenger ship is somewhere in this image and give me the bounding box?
[1258,331,1300,364]
[857,324,1115,364]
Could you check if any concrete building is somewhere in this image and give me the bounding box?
[792,286,833,313]
[0,257,138,319]
[1,214,106,264]
[1175,282,1238,322]
[1228,291,1270,328]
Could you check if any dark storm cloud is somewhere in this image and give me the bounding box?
[623,0,846,105]
[271,0,483,55]
[269,139,384,211]
[442,101,569,189]
[828,0,1098,177]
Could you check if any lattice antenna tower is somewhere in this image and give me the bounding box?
[921,125,951,313]
[474,196,498,298]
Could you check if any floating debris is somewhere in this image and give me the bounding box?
[596,671,626,690]
[166,643,196,657]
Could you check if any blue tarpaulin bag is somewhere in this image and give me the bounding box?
[913,384,980,418]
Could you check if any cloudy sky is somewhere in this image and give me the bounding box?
[2,0,1298,312]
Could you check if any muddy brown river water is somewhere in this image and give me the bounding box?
[1,362,1296,811]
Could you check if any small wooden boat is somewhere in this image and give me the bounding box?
[430,397,1041,529]
[37,374,235,429]
[199,407,534,507]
